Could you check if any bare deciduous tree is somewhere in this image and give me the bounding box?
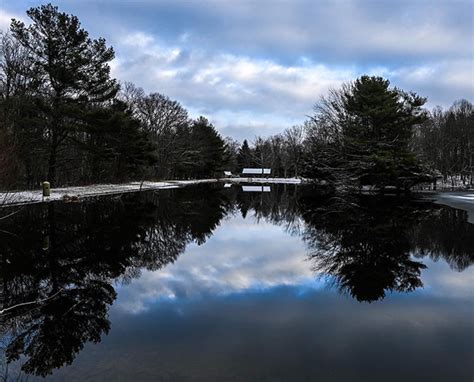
[283,125,305,177]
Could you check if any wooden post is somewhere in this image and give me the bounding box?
[42,235,50,251]
[42,181,51,197]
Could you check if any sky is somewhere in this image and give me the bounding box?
[0,0,473,141]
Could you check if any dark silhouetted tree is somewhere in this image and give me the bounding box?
[10,4,119,185]
[303,76,430,191]
[237,139,253,170]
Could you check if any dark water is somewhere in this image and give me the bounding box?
[0,184,473,381]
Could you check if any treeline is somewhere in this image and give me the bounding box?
[0,4,230,190]
[414,100,473,186]
[0,4,472,192]
[229,125,305,178]
[234,77,473,190]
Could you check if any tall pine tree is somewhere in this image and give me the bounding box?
[11,4,119,185]
[304,76,430,191]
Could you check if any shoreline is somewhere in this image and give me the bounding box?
[1,178,472,209]
[431,192,474,224]
[0,178,305,207]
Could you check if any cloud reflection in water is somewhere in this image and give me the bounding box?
[115,209,473,314]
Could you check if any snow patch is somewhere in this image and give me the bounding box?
[435,192,474,224]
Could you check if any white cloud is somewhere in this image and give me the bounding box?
[418,258,474,299]
[0,8,24,31]
[121,31,154,48]
[2,1,472,139]
[390,60,474,107]
[186,0,473,61]
[110,31,358,138]
[109,29,473,139]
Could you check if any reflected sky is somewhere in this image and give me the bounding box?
[44,268,474,382]
[114,210,473,315]
[114,212,318,314]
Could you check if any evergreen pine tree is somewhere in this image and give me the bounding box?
[189,116,226,178]
[343,76,428,189]
[10,4,119,184]
[82,100,156,182]
[237,139,253,170]
[303,75,430,191]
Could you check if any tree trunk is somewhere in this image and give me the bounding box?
[471,153,473,186]
[48,144,57,185]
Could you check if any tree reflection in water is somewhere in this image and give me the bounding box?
[0,185,230,377]
[299,191,473,302]
[0,184,472,377]
[300,195,425,302]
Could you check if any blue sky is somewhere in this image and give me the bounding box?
[1,0,473,140]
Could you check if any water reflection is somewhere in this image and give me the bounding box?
[300,193,473,302]
[0,184,472,377]
[0,186,230,377]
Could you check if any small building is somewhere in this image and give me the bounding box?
[242,185,271,192]
[242,168,271,177]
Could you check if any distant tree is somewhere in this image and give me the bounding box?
[136,93,189,137]
[188,116,227,178]
[414,99,473,187]
[252,136,273,171]
[268,134,285,177]
[124,87,189,179]
[118,81,145,117]
[119,82,236,181]
[223,136,240,173]
[237,139,253,170]
[283,125,305,177]
[233,133,305,178]
[10,4,119,185]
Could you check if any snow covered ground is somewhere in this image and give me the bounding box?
[435,192,474,224]
[0,178,304,207]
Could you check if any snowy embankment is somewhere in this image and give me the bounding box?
[0,178,304,207]
[0,179,217,207]
[434,192,474,224]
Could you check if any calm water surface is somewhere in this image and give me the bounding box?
[0,185,473,381]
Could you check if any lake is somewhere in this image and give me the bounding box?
[0,184,473,381]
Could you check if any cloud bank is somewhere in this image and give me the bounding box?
[1,0,472,140]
